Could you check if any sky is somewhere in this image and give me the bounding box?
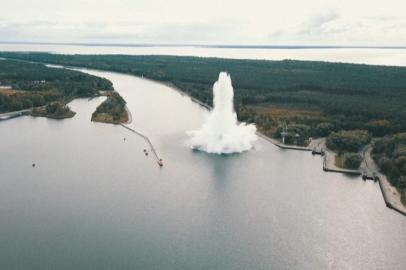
[0,0,405,46]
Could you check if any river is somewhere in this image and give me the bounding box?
[0,67,405,269]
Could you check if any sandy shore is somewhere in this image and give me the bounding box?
[362,146,406,215]
[124,105,132,124]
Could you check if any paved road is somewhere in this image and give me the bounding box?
[361,144,376,172]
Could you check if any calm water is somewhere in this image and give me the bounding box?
[1,43,406,66]
[0,68,405,270]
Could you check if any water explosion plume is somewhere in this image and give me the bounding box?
[187,72,257,154]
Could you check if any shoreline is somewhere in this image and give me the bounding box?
[1,61,404,215]
[320,139,362,175]
[132,74,406,215]
[164,80,406,215]
[90,91,129,125]
[362,145,406,215]
[30,110,76,119]
[124,105,132,124]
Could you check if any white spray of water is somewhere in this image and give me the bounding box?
[187,72,257,154]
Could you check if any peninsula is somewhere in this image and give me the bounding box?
[0,59,113,117]
[91,91,128,124]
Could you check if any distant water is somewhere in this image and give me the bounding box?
[1,43,406,66]
[0,67,405,270]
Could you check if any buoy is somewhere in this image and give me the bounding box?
[32,163,36,167]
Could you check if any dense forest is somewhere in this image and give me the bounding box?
[0,59,113,113]
[372,133,406,204]
[326,130,371,152]
[32,102,76,119]
[91,92,128,124]
[1,52,405,140]
[326,129,371,169]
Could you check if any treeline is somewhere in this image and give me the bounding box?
[91,92,128,123]
[32,102,75,119]
[1,52,405,137]
[326,130,371,152]
[0,59,113,113]
[0,92,60,112]
[372,133,406,204]
[325,130,371,169]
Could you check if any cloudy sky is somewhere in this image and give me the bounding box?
[0,0,405,45]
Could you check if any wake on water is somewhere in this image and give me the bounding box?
[187,72,257,154]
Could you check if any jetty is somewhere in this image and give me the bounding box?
[0,109,31,121]
[377,176,406,216]
[120,124,163,167]
[362,145,406,216]
[322,155,362,175]
[256,132,312,151]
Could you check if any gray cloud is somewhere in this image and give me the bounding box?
[268,11,406,45]
[144,22,240,43]
[296,10,340,35]
[0,0,405,45]
[0,19,241,44]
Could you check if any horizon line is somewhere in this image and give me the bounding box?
[1,41,406,49]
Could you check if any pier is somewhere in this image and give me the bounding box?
[377,175,406,216]
[120,124,163,167]
[259,132,405,217]
[0,109,31,121]
[256,132,312,151]
[322,155,362,175]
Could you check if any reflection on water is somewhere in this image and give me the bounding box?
[0,68,405,270]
